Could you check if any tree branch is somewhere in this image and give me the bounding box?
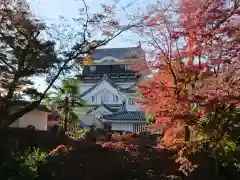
[5,24,132,126]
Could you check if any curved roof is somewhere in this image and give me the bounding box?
[102,111,145,121]
[79,74,137,98]
[92,46,145,60]
[86,103,119,114]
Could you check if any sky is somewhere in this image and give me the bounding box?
[28,0,154,47]
[28,0,156,92]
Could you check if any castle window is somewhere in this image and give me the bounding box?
[101,91,109,102]
[90,65,96,72]
[128,98,135,105]
[110,65,114,73]
[113,95,119,102]
[125,65,131,71]
[120,64,125,68]
[91,96,95,102]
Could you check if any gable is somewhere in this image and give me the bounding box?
[93,89,121,100]
[81,79,122,100]
[93,106,112,115]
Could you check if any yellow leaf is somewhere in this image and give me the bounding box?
[82,54,93,66]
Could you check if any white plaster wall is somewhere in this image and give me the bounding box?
[81,80,125,105]
[111,123,133,132]
[125,96,141,111]
[9,119,19,128]
[80,81,135,95]
[126,105,136,111]
[126,103,141,111]
[82,80,120,99]
[86,89,123,105]
[9,110,48,131]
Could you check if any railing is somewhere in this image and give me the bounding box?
[133,123,147,133]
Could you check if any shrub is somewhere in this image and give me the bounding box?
[66,129,89,140]
[0,147,47,180]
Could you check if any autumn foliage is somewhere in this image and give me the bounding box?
[137,0,240,152]
[1,128,225,180]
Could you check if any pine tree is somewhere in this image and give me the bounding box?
[0,0,59,100]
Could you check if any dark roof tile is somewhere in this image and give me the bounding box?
[102,111,145,121]
[92,46,145,60]
[86,103,119,114]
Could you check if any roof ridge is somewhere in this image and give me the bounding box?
[91,46,145,60]
[86,102,118,114]
[101,103,116,112]
[94,46,142,51]
[103,74,120,89]
[102,111,125,118]
[102,111,145,121]
[79,74,120,98]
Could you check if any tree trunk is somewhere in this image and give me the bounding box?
[184,125,190,142]
[64,97,69,132]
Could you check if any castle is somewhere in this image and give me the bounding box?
[76,45,146,133]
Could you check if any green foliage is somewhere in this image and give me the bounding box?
[78,129,89,134]
[15,148,47,175]
[66,129,89,140]
[146,114,156,124]
[2,147,47,179]
[234,162,240,172]
[192,107,240,179]
[220,138,237,156]
[45,77,84,131]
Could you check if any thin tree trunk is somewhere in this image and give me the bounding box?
[64,97,69,132]
[184,125,190,142]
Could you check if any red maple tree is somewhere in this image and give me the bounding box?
[136,0,240,147]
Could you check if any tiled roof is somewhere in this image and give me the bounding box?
[78,75,140,84]
[118,81,139,93]
[86,103,119,114]
[83,104,122,108]
[127,81,139,89]
[102,111,145,121]
[92,46,145,60]
[81,65,138,76]
[79,46,145,77]
[79,120,89,129]
[118,89,136,93]
[79,74,137,98]
[79,74,120,98]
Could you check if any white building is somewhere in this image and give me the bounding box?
[8,100,51,131]
[76,46,147,133]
